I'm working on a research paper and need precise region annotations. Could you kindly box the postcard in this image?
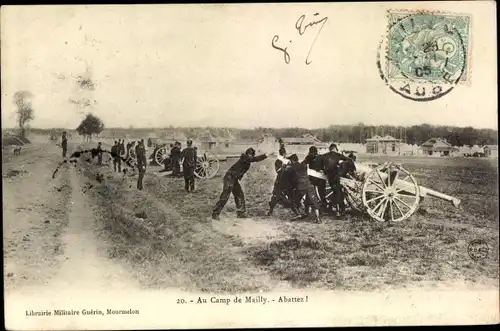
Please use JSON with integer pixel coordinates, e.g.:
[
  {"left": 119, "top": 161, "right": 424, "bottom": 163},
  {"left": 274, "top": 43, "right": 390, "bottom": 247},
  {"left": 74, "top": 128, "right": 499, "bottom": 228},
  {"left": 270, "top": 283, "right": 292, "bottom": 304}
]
[{"left": 2, "top": 2, "right": 498, "bottom": 329}]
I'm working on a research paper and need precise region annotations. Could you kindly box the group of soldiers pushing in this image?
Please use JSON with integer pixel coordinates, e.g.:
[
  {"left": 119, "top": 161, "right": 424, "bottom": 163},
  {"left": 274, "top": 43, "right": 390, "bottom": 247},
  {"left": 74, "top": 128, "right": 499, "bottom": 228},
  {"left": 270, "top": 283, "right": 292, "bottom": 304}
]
[
  {"left": 211, "top": 139, "right": 354, "bottom": 223},
  {"left": 267, "top": 142, "right": 353, "bottom": 223}
]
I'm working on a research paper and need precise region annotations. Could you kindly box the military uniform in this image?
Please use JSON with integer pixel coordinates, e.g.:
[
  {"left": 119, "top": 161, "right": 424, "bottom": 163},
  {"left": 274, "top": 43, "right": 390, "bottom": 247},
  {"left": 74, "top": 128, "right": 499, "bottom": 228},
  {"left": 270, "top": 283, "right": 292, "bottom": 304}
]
[
  {"left": 96, "top": 143, "right": 103, "bottom": 165},
  {"left": 268, "top": 160, "right": 299, "bottom": 216},
  {"left": 320, "top": 150, "right": 349, "bottom": 213},
  {"left": 212, "top": 150, "right": 267, "bottom": 219},
  {"left": 61, "top": 133, "right": 68, "bottom": 157},
  {"left": 181, "top": 144, "right": 197, "bottom": 192},
  {"left": 170, "top": 144, "right": 182, "bottom": 177},
  {"left": 111, "top": 142, "right": 121, "bottom": 172},
  {"left": 135, "top": 142, "right": 147, "bottom": 190},
  {"left": 289, "top": 161, "right": 322, "bottom": 211},
  {"left": 304, "top": 152, "right": 327, "bottom": 208}
]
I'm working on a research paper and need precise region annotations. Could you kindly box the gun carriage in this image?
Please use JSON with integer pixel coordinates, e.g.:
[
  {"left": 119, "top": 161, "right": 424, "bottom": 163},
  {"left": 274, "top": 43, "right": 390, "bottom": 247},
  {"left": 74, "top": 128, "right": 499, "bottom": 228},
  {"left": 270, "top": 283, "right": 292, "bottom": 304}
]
[
  {"left": 278, "top": 156, "right": 461, "bottom": 222},
  {"left": 125, "top": 140, "right": 220, "bottom": 179}
]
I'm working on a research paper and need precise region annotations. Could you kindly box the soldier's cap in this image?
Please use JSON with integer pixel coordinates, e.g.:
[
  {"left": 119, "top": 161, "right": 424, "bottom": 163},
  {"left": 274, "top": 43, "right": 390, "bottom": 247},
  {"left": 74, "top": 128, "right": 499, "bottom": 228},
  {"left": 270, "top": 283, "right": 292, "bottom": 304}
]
[
  {"left": 289, "top": 154, "right": 299, "bottom": 162},
  {"left": 329, "top": 143, "right": 337, "bottom": 150},
  {"left": 309, "top": 146, "right": 318, "bottom": 154},
  {"left": 245, "top": 147, "right": 256, "bottom": 155}
]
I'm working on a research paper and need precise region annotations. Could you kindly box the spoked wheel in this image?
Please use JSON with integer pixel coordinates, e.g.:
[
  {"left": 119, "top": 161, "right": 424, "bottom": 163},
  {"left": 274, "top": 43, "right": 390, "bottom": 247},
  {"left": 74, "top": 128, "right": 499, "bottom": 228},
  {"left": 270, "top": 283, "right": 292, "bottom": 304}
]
[
  {"left": 154, "top": 146, "right": 168, "bottom": 166},
  {"left": 128, "top": 143, "right": 137, "bottom": 163},
  {"left": 324, "top": 183, "right": 363, "bottom": 213},
  {"left": 342, "top": 180, "right": 365, "bottom": 213},
  {"left": 362, "top": 162, "right": 420, "bottom": 222},
  {"left": 194, "top": 151, "right": 220, "bottom": 179}
]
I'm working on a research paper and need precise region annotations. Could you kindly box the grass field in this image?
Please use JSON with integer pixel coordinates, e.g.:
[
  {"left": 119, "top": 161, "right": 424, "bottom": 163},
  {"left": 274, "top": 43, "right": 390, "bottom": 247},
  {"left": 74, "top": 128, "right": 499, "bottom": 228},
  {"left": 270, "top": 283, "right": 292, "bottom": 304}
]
[{"left": 73, "top": 143, "right": 499, "bottom": 294}]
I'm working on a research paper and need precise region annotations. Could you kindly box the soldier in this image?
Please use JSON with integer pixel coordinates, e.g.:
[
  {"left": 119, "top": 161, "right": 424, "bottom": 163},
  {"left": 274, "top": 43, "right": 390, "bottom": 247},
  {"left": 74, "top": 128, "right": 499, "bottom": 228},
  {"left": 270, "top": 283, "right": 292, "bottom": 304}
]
[
  {"left": 288, "top": 154, "right": 322, "bottom": 223},
  {"left": 267, "top": 147, "right": 299, "bottom": 216},
  {"left": 303, "top": 146, "right": 327, "bottom": 209},
  {"left": 119, "top": 139, "right": 126, "bottom": 157},
  {"left": 111, "top": 141, "right": 121, "bottom": 172},
  {"left": 61, "top": 131, "right": 68, "bottom": 157},
  {"left": 135, "top": 139, "right": 147, "bottom": 190},
  {"left": 212, "top": 147, "right": 270, "bottom": 220},
  {"left": 181, "top": 139, "right": 197, "bottom": 192},
  {"left": 126, "top": 141, "right": 133, "bottom": 160},
  {"left": 170, "top": 142, "right": 182, "bottom": 177},
  {"left": 96, "top": 142, "right": 103, "bottom": 165},
  {"left": 320, "top": 143, "right": 350, "bottom": 217}
]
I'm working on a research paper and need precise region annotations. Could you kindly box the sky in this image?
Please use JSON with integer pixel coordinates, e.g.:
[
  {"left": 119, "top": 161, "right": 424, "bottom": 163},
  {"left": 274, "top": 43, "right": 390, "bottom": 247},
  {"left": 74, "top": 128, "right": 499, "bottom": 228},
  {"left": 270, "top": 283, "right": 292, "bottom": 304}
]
[{"left": 1, "top": 2, "right": 497, "bottom": 130}]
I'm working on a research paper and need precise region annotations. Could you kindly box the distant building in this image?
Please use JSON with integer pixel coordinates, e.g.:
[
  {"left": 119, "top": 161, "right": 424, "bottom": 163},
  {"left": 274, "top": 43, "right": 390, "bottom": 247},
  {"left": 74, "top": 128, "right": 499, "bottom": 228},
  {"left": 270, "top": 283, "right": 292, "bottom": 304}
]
[
  {"left": 365, "top": 135, "right": 401, "bottom": 154},
  {"left": 198, "top": 131, "right": 217, "bottom": 150},
  {"left": 420, "top": 138, "right": 458, "bottom": 156},
  {"left": 483, "top": 145, "right": 498, "bottom": 158}
]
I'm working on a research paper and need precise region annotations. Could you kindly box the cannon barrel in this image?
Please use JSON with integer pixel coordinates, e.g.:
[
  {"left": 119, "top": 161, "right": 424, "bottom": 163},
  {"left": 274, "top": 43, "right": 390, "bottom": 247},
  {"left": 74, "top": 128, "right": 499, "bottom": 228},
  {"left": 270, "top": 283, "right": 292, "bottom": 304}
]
[{"left": 354, "top": 162, "right": 461, "bottom": 208}]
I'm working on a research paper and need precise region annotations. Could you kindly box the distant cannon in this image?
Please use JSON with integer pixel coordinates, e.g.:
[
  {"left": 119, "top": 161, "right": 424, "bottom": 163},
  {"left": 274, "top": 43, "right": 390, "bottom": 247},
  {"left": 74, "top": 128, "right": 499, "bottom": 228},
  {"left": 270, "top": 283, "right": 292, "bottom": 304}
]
[{"left": 151, "top": 145, "right": 220, "bottom": 179}]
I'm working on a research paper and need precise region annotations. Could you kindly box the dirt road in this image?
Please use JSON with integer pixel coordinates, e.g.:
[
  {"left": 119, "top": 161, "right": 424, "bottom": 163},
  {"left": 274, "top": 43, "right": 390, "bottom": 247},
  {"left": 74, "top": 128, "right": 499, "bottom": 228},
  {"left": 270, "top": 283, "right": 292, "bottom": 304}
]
[{"left": 3, "top": 142, "right": 137, "bottom": 297}]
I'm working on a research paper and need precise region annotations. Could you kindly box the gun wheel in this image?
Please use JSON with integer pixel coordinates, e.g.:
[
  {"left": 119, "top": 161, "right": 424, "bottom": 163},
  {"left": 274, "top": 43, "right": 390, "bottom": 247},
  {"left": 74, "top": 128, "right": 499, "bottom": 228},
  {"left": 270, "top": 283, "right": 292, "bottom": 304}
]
[
  {"left": 362, "top": 162, "right": 420, "bottom": 222},
  {"left": 128, "top": 143, "right": 137, "bottom": 162},
  {"left": 343, "top": 181, "right": 365, "bottom": 213},
  {"left": 154, "top": 146, "right": 168, "bottom": 166},
  {"left": 194, "top": 151, "right": 219, "bottom": 179}
]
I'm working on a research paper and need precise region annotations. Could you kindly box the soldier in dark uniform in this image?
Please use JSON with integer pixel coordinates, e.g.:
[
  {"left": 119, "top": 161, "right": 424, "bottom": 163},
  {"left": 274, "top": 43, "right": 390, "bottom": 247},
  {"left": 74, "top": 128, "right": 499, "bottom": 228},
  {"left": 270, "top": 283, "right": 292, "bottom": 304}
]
[
  {"left": 170, "top": 142, "right": 182, "bottom": 177},
  {"left": 288, "top": 154, "right": 321, "bottom": 223},
  {"left": 212, "top": 147, "right": 269, "bottom": 220},
  {"left": 303, "top": 146, "right": 327, "bottom": 209},
  {"left": 61, "top": 131, "right": 68, "bottom": 157},
  {"left": 96, "top": 142, "right": 103, "bottom": 165},
  {"left": 160, "top": 143, "right": 174, "bottom": 172},
  {"left": 181, "top": 139, "right": 197, "bottom": 192},
  {"left": 126, "top": 141, "right": 133, "bottom": 160},
  {"left": 135, "top": 139, "right": 147, "bottom": 190},
  {"left": 111, "top": 141, "right": 121, "bottom": 172},
  {"left": 320, "top": 143, "right": 350, "bottom": 217},
  {"left": 267, "top": 147, "right": 299, "bottom": 216},
  {"left": 278, "top": 138, "right": 285, "bottom": 151}
]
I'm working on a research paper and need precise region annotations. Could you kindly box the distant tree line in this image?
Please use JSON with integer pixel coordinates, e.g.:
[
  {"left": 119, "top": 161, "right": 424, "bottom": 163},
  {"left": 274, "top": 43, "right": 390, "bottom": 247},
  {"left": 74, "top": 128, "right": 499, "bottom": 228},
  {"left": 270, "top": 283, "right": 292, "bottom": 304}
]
[
  {"left": 237, "top": 124, "right": 498, "bottom": 147},
  {"left": 26, "top": 123, "right": 498, "bottom": 147}
]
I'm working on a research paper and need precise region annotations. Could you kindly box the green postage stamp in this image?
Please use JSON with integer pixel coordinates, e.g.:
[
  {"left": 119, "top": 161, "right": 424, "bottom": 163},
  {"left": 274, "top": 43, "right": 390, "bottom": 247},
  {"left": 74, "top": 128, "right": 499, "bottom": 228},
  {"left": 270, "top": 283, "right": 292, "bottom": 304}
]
[{"left": 378, "top": 10, "right": 472, "bottom": 101}]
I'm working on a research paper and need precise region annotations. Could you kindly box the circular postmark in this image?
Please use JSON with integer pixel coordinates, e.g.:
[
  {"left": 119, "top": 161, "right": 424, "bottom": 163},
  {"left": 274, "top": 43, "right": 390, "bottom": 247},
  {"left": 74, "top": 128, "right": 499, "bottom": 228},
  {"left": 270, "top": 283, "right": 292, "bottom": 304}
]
[
  {"left": 468, "top": 239, "right": 489, "bottom": 261},
  {"left": 377, "top": 11, "right": 470, "bottom": 101}
]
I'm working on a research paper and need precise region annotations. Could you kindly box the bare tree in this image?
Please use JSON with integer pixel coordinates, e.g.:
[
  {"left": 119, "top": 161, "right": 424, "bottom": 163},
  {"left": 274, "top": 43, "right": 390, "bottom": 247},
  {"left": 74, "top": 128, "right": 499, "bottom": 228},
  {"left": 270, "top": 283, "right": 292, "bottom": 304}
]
[{"left": 13, "top": 91, "right": 35, "bottom": 137}]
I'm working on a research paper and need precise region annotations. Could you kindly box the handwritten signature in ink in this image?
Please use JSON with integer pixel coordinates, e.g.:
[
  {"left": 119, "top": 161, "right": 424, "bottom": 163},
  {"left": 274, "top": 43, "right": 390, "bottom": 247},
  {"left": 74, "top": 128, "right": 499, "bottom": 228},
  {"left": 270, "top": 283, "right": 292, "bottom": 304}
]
[
  {"left": 271, "top": 13, "right": 328, "bottom": 65},
  {"left": 271, "top": 35, "right": 291, "bottom": 64}
]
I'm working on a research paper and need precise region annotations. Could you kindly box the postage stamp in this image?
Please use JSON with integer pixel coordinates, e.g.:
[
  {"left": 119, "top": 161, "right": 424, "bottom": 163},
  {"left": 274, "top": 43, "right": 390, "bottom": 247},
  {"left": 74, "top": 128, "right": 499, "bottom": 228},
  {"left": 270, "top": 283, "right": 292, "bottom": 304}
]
[{"left": 377, "top": 10, "right": 472, "bottom": 101}]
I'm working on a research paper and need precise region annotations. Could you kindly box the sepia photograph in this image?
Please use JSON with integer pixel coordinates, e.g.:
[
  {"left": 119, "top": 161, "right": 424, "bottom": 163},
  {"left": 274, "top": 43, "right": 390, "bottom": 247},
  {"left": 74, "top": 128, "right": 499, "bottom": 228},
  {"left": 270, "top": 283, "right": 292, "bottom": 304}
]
[{"left": 2, "top": 2, "right": 498, "bottom": 329}]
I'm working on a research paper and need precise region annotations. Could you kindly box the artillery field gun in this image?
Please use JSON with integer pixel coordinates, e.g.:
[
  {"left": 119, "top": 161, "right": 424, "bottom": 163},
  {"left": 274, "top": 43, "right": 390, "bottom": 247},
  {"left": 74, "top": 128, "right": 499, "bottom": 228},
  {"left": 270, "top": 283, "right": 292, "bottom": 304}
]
[
  {"left": 125, "top": 140, "right": 220, "bottom": 179},
  {"left": 278, "top": 155, "right": 461, "bottom": 222}
]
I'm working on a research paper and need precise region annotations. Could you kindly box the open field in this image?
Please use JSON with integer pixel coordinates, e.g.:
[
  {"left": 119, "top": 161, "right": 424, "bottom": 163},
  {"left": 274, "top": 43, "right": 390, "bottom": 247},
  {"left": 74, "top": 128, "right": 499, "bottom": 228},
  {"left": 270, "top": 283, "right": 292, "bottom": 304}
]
[{"left": 3, "top": 138, "right": 498, "bottom": 297}]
